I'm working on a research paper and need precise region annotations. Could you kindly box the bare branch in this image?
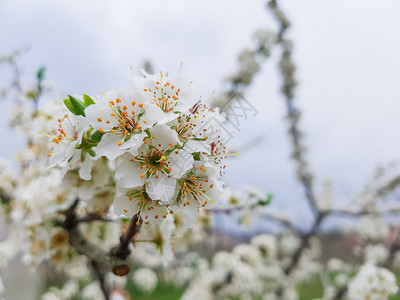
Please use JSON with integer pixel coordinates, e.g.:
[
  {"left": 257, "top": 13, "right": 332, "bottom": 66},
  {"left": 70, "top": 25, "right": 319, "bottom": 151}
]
[
  {"left": 109, "top": 214, "right": 142, "bottom": 260},
  {"left": 63, "top": 199, "right": 143, "bottom": 300}
]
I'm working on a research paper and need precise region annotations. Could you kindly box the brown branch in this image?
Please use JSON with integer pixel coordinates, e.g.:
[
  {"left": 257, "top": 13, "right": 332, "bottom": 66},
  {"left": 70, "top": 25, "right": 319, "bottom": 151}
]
[
  {"left": 265, "top": 1, "right": 400, "bottom": 298},
  {"left": 328, "top": 207, "right": 400, "bottom": 217},
  {"left": 63, "top": 199, "right": 142, "bottom": 300},
  {"left": 75, "top": 214, "right": 113, "bottom": 224},
  {"left": 333, "top": 286, "right": 348, "bottom": 300},
  {"left": 267, "top": 2, "right": 324, "bottom": 295},
  {"left": 63, "top": 199, "right": 111, "bottom": 300},
  {"left": 284, "top": 212, "right": 327, "bottom": 275},
  {"left": 269, "top": 0, "right": 319, "bottom": 215},
  {"left": 109, "top": 214, "right": 142, "bottom": 260}
]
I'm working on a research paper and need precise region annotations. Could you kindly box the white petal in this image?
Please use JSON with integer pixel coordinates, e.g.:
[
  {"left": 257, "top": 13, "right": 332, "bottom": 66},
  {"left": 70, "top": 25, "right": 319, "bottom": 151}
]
[
  {"left": 85, "top": 102, "right": 116, "bottom": 130},
  {"left": 49, "top": 144, "right": 68, "bottom": 167},
  {"left": 75, "top": 115, "right": 90, "bottom": 142},
  {"left": 146, "top": 173, "right": 177, "bottom": 203},
  {"left": 157, "top": 111, "right": 179, "bottom": 125},
  {"left": 160, "top": 215, "right": 175, "bottom": 265},
  {"left": 181, "top": 202, "right": 199, "bottom": 228},
  {"left": 172, "top": 78, "right": 200, "bottom": 111},
  {"left": 121, "top": 132, "right": 146, "bottom": 153},
  {"left": 65, "top": 141, "right": 78, "bottom": 163},
  {"left": 168, "top": 149, "right": 194, "bottom": 178},
  {"left": 149, "top": 125, "right": 179, "bottom": 149},
  {"left": 143, "top": 102, "right": 167, "bottom": 126},
  {"left": 183, "top": 139, "right": 211, "bottom": 154},
  {"left": 95, "top": 133, "right": 125, "bottom": 160},
  {"left": 115, "top": 161, "right": 146, "bottom": 188},
  {"left": 79, "top": 157, "right": 95, "bottom": 180},
  {"left": 113, "top": 193, "right": 140, "bottom": 218}
]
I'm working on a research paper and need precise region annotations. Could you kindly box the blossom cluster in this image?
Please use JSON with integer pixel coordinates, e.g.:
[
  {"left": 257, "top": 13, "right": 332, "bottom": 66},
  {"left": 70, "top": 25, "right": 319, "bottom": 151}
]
[
  {"left": 1, "top": 46, "right": 400, "bottom": 300},
  {"left": 348, "top": 264, "right": 398, "bottom": 299},
  {"left": 46, "top": 71, "right": 229, "bottom": 227}
]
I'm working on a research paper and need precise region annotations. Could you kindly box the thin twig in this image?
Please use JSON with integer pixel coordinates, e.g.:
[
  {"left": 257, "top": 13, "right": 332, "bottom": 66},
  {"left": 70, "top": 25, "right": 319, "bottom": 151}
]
[
  {"left": 63, "top": 199, "right": 111, "bottom": 300},
  {"left": 109, "top": 214, "right": 142, "bottom": 260},
  {"left": 63, "top": 200, "right": 143, "bottom": 299}
]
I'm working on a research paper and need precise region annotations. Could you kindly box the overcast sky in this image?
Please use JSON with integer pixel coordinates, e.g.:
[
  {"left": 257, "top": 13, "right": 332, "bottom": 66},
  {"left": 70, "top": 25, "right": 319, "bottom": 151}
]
[{"left": 1, "top": 0, "right": 400, "bottom": 229}]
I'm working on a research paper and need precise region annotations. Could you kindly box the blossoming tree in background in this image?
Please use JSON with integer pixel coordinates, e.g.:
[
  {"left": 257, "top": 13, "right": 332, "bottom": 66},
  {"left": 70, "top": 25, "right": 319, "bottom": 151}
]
[{"left": 0, "top": 1, "right": 400, "bottom": 300}]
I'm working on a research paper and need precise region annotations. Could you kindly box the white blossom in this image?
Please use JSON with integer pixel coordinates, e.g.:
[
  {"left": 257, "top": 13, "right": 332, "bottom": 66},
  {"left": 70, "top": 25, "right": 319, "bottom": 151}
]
[
  {"left": 134, "top": 71, "right": 200, "bottom": 124},
  {"left": 251, "top": 234, "right": 278, "bottom": 260},
  {"left": 80, "top": 282, "right": 105, "bottom": 300},
  {"left": 348, "top": 264, "right": 398, "bottom": 300},
  {"left": 132, "top": 268, "right": 158, "bottom": 293},
  {"left": 364, "top": 244, "right": 389, "bottom": 264}
]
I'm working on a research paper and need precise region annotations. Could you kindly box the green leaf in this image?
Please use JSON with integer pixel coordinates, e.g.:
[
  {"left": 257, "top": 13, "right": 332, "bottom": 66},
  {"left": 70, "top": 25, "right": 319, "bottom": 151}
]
[
  {"left": 257, "top": 193, "right": 273, "bottom": 206},
  {"left": 176, "top": 189, "right": 183, "bottom": 203},
  {"left": 88, "top": 149, "right": 96, "bottom": 157},
  {"left": 81, "top": 150, "right": 86, "bottom": 162},
  {"left": 64, "top": 95, "right": 86, "bottom": 116},
  {"left": 37, "top": 67, "right": 46, "bottom": 81},
  {"left": 63, "top": 97, "right": 74, "bottom": 115},
  {"left": 144, "top": 129, "right": 152, "bottom": 138},
  {"left": 83, "top": 94, "right": 95, "bottom": 107},
  {"left": 192, "top": 152, "right": 201, "bottom": 161},
  {"left": 91, "top": 130, "right": 104, "bottom": 143}
]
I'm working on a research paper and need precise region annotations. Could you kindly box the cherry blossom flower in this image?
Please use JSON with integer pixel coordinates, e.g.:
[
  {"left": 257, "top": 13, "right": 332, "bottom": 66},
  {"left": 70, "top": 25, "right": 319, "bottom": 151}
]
[
  {"left": 169, "top": 103, "right": 226, "bottom": 154},
  {"left": 115, "top": 125, "right": 193, "bottom": 203},
  {"left": 85, "top": 86, "right": 163, "bottom": 160},
  {"left": 176, "top": 161, "right": 223, "bottom": 227},
  {"left": 113, "top": 186, "right": 172, "bottom": 223},
  {"left": 47, "top": 113, "right": 93, "bottom": 179},
  {"left": 134, "top": 71, "right": 200, "bottom": 124}
]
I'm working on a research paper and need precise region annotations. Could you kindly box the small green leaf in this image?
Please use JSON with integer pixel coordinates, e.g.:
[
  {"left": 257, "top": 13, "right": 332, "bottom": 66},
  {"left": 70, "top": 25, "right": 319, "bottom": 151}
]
[
  {"left": 258, "top": 193, "right": 273, "bottom": 206},
  {"left": 37, "top": 67, "right": 46, "bottom": 81},
  {"left": 66, "top": 95, "right": 86, "bottom": 116},
  {"left": 88, "top": 149, "right": 96, "bottom": 157},
  {"left": 63, "top": 97, "right": 74, "bottom": 114},
  {"left": 91, "top": 130, "right": 104, "bottom": 143},
  {"left": 144, "top": 129, "right": 151, "bottom": 138},
  {"left": 176, "top": 189, "right": 183, "bottom": 203},
  {"left": 83, "top": 94, "right": 95, "bottom": 107},
  {"left": 81, "top": 150, "right": 86, "bottom": 162},
  {"left": 192, "top": 152, "right": 201, "bottom": 161}
]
